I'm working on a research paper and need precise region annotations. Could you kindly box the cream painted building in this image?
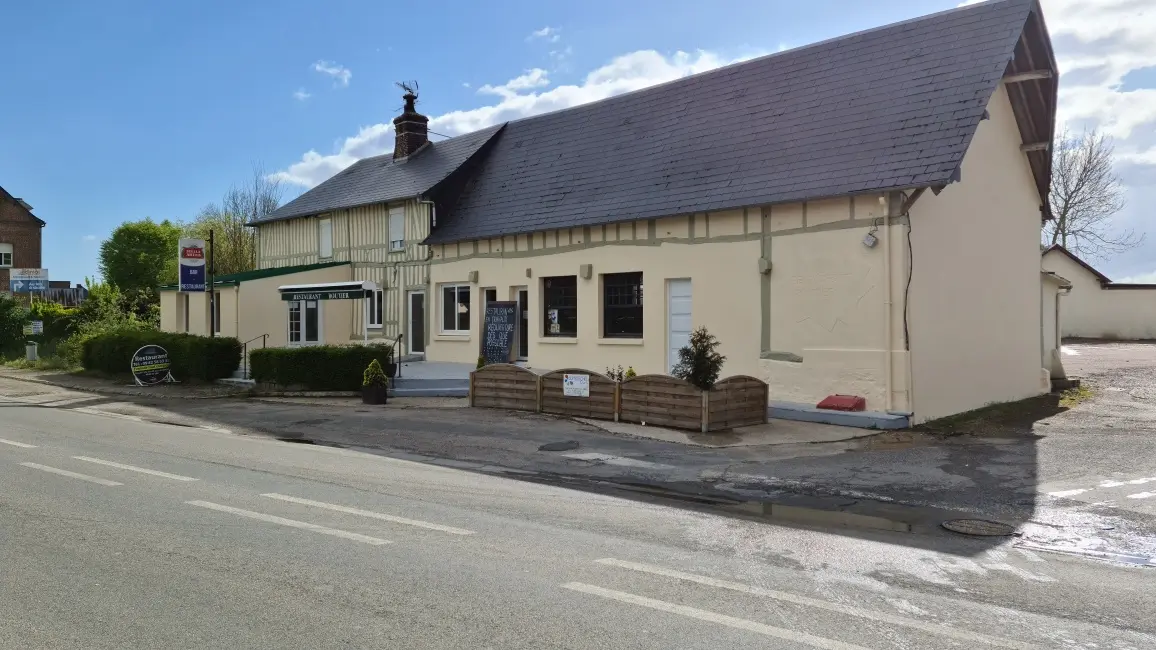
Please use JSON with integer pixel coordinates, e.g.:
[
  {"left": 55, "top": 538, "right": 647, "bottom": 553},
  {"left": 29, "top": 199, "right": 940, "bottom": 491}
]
[
  {"left": 161, "top": 0, "right": 1061, "bottom": 424},
  {"left": 1042, "top": 245, "right": 1156, "bottom": 340}
]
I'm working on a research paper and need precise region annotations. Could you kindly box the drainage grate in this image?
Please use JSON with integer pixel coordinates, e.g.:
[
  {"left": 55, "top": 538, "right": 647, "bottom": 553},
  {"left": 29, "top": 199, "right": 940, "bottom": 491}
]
[{"left": 941, "top": 519, "right": 1016, "bottom": 537}]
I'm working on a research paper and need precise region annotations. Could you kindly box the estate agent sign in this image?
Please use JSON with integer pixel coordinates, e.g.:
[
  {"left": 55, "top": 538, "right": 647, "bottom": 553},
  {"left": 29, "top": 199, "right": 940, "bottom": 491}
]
[{"left": 131, "top": 345, "right": 174, "bottom": 386}]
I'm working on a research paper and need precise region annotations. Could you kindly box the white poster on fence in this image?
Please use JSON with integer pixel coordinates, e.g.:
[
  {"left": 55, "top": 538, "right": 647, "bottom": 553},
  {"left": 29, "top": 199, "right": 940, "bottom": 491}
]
[{"left": 562, "top": 373, "right": 590, "bottom": 397}]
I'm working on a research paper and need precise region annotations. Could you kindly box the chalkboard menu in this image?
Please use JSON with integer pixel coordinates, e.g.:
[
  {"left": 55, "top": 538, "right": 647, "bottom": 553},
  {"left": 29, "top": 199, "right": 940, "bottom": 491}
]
[{"left": 482, "top": 301, "right": 518, "bottom": 364}]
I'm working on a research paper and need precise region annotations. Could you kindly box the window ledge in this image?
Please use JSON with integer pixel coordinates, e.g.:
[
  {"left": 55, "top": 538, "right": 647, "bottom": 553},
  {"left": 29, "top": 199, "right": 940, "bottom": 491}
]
[
  {"left": 434, "top": 334, "right": 471, "bottom": 342},
  {"left": 597, "top": 338, "right": 644, "bottom": 346},
  {"left": 539, "top": 337, "right": 579, "bottom": 344}
]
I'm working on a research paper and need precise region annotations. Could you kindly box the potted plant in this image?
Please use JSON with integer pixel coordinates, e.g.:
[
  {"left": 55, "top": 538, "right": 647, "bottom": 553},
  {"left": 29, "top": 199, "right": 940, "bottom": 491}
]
[
  {"left": 671, "top": 326, "right": 726, "bottom": 390},
  {"left": 362, "top": 358, "right": 389, "bottom": 405}
]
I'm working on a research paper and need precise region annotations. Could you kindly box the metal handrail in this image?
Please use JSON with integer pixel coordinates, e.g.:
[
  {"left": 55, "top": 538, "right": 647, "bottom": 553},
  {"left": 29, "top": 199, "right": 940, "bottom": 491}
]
[
  {"left": 390, "top": 332, "right": 403, "bottom": 379},
  {"left": 241, "top": 334, "right": 268, "bottom": 380}
]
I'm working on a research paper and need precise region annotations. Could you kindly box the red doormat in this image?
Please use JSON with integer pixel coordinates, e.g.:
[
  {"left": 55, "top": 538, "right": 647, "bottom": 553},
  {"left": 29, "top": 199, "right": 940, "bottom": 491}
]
[{"left": 816, "top": 394, "right": 866, "bottom": 411}]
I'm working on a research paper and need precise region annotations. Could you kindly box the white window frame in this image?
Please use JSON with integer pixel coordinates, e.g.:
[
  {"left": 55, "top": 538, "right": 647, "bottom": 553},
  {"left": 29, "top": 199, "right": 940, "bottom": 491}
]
[
  {"left": 287, "top": 299, "right": 324, "bottom": 346},
  {"left": 388, "top": 206, "right": 405, "bottom": 252},
  {"left": 318, "top": 218, "right": 333, "bottom": 259},
  {"left": 0, "top": 243, "right": 12, "bottom": 268},
  {"left": 367, "top": 289, "right": 383, "bottom": 329},
  {"left": 440, "top": 284, "right": 471, "bottom": 335}
]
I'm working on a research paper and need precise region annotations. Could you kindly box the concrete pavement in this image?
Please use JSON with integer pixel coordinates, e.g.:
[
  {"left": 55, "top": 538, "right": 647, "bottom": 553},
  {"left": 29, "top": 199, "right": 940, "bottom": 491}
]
[{"left": 2, "top": 392, "right": 1156, "bottom": 648}]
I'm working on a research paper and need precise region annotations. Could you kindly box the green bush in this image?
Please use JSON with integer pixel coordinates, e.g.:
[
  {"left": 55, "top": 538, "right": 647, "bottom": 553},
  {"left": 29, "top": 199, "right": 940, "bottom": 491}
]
[
  {"left": 250, "top": 344, "right": 394, "bottom": 391},
  {"left": 671, "top": 326, "right": 726, "bottom": 390},
  {"left": 81, "top": 329, "right": 241, "bottom": 381},
  {"left": 363, "top": 359, "right": 388, "bottom": 388}
]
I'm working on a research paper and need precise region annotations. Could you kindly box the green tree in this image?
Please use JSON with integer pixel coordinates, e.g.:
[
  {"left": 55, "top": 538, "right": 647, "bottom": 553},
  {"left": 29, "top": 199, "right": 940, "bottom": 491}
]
[
  {"left": 0, "top": 294, "right": 30, "bottom": 358},
  {"left": 99, "top": 218, "right": 182, "bottom": 293}
]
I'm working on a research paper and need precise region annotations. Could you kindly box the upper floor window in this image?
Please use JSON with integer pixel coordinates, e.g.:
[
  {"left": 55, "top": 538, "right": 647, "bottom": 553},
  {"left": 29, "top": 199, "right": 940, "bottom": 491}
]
[
  {"left": 543, "top": 276, "right": 577, "bottom": 337},
  {"left": 0, "top": 243, "right": 11, "bottom": 267},
  {"left": 388, "top": 206, "right": 405, "bottom": 252},
  {"left": 603, "top": 272, "right": 643, "bottom": 338},
  {"left": 318, "top": 218, "right": 333, "bottom": 259}
]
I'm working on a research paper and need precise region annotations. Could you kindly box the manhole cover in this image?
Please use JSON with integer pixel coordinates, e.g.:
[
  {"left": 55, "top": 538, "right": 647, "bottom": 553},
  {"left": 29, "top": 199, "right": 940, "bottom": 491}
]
[
  {"left": 941, "top": 519, "right": 1016, "bottom": 537},
  {"left": 539, "top": 440, "right": 580, "bottom": 452}
]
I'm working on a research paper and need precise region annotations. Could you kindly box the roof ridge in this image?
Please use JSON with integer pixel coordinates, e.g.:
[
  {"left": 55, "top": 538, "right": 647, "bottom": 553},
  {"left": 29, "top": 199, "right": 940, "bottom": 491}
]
[{"left": 492, "top": 0, "right": 1032, "bottom": 131}]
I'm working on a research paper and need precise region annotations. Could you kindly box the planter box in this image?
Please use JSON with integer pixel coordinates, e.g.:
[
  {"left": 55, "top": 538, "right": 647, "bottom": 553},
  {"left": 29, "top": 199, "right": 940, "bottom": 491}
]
[
  {"left": 362, "top": 385, "right": 388, "bottom": 405},
  {"left": 468, "top": 366, "right": 768, "bottom": 432}
]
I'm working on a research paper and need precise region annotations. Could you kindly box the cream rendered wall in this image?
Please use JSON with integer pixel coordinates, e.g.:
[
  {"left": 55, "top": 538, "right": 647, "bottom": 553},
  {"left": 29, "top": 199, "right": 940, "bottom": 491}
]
[
  {"left": 160, "top": 291, "right": 178, "bottom": 332},
  {"left": 759, "top": 196, "right": 909, "bottom": 411},
  {"left": 255, "top": 199, "right": 432, "bottom": 345},
  {"left": 907, "top": 84, "right": 1045, "bottom": 423},
  {"left": 1042, "top": 250, "right": 1156, "bottom": 340},
  {"left": 236, "top": 265, "right": 352, "bottom": 349},
  {"left": 1040, "top": 274, "right": 1066, "bottom": 379},
  {"left": 426, "top": 210, "right": 762, "bottom": 377}
]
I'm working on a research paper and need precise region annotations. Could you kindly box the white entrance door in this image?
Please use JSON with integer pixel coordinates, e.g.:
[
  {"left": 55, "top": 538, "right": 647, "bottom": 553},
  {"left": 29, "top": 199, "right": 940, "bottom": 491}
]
[
  {"left": 667, "top": 279, "right": 692, "bottom": 373},
  {"left": 288, "top": 300, "right": 323, "bottom": 346}
]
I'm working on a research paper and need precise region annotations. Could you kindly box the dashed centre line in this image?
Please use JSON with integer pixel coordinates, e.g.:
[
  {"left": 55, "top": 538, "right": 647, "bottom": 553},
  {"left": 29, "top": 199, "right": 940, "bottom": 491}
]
[
  {"left": 186, "top": 500, "right": 391, "bottom": 545},
  {"left": 72, "top": 456, "right": 199, "bottom": 482},
  {"left": 593, "top": 558, "right": 1046, "bottom": 649},
  {"left": 1127, "top": 492, "right": 1156, "bottom": 500},
  {"left": 562, "top": 582, "right": 872, "bottom": 650},
  {"left": 19, "top": 462, "right": 123, "bottom": 486},
  {"left": 262, "top": 493, "right": 475, "bottom": 535},
  {"left": 0, "top": 438, "right": 37, "bottom": 448}
]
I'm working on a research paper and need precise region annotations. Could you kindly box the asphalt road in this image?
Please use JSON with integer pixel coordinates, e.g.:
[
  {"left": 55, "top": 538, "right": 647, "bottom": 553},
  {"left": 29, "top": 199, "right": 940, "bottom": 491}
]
[{"left": 2, "top": 399, "right": 1154, "bottom": 649}]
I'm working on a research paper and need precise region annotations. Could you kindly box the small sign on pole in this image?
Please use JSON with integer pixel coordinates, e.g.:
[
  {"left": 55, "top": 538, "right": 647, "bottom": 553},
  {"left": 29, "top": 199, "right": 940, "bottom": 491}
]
[
  {"left": 563, "top": 373, "right": 590, "bottom": 397},
  {"left": 130, "top": 345, "right": 176, "bottom": 386},
  {"left": 22, "top": 325, "right": 33, "bottom": 336},
  {"left": 30, "top": 320, "right": 43, "bottom": 334},
  {"left": 178, "top": 238, "right": 207, "bottom": 292}
]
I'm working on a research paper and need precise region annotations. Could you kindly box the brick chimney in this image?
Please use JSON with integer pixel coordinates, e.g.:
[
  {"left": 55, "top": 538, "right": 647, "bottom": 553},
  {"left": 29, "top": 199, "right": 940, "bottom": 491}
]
[{"left": 393, "top": 90, "right": 429, "bottom": 159}]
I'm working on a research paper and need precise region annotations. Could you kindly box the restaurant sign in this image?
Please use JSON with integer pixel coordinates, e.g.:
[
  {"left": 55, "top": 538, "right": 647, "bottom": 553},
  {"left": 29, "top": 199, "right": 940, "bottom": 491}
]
[{"left": 280, "top": 289, "right": 365, "bottom": 301}]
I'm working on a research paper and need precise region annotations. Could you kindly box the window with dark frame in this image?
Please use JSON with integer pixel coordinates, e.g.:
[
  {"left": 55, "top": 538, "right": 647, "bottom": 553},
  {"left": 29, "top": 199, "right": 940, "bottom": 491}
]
[
  {"left": 441, "top": 284, "right": 470, "bottom": 334},
  {"left": 603, "top": 272, "right": 643, "bottom": 338},
  {"left": 542, "top": 276, "right": 578, "bottom": 338}
]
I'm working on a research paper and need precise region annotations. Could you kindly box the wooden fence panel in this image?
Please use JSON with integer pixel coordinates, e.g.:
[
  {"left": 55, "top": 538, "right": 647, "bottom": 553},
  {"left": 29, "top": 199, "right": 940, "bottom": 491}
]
[
  {"left": 707, "top": 375, "right": 768, "bottom": 430},
  {"left": 619, "top": 374, "right": 703, "bottom": 430},
  {"left": 470, "top": 364, "right": 538, "bottom": 412},
  {"left": 540, "top": 369, "right": 618, "bottom": 420}
]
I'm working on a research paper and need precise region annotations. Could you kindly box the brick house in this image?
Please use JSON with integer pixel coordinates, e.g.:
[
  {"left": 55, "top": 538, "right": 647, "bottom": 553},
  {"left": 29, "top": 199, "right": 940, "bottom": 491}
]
[{"left": 0, "top": 185, "right": 45, "bottom": 294}]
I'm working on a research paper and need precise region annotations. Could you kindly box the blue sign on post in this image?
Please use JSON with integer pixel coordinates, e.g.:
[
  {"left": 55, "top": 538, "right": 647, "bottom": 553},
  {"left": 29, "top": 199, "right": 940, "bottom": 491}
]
[
  {"left": 9, "top": 268, "right": 49, "bottom": 293},
  {"left": 178, "top": 238, "right": 207, "bottom": 292}
]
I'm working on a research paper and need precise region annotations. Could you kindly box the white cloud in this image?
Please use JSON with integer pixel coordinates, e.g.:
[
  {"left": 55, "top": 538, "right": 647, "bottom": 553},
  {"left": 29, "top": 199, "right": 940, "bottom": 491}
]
[
  {"left": 528, "top": 26, "right": 560, "bottom": 42},
  {"left": 312, "top": 60, "right": 352, "bottom": 87},
  {"left": 462, "top": 82, "right": 471, "bottom": 88},
  {"left": 82, "top": 234, "right": 96, "bottom": 242},
  {"left": 293, "top": 88, "right": 312, "bottom": 101},
  {"left": 478, "top": 68, "right": 550, "bottom": 97},
  {"left": 1116, "top": 270, "right": 1156, "bottom": 283},
  {"left": 271, "top": 48, "right": 760, "bottom": 188}
]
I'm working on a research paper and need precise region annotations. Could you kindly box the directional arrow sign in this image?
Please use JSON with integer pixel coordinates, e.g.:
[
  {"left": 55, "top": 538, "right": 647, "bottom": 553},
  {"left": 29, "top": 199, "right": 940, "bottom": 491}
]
[{"left": 12, "top": 280, "right": 23, "bottom": 292}]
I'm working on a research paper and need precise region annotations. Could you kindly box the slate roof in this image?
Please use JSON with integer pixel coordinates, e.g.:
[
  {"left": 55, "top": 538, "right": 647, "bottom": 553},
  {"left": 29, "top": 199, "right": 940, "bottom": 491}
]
[
  {"left": 254, "top": 125, "right": 503, "bottom": 224},
  {"left": 427, "top": 0, "right": 1045, "bottom": 244}
]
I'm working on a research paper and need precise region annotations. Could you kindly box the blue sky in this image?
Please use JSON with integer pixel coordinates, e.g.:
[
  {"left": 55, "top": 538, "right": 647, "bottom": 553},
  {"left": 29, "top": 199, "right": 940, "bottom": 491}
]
[{"left": 1, "top": 0, "right": 1152, "bottom": 285}]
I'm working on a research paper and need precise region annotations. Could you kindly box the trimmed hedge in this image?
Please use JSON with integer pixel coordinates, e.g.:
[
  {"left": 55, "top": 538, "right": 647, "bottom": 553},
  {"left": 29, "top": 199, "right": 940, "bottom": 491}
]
[
  {"left": 81, "top": 329, "right": 241, "bottom": 381},
  {"left": 249, "top": 344, "right": 394, "bottom": 391}
]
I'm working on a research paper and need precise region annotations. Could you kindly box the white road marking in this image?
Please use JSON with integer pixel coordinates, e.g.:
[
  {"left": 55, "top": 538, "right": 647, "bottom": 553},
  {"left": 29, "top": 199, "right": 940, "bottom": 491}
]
[
  {"left": 1014, "top": 548, "right": 1046, "bottom": 563},
  {"left": 1126, "top": 492, "right": 1156, "bottom": 500},
  {"left": 1100, "top": 477, "right": 1156, "bottom": 488},
  {"left": 185, "top": 500, "right": 390, "bottom": 545},
  {"left": 562, "top": 582, "right": 872, "bottom": 650},
  {"left": 981, "top": 562, "right": 1056, "bottom": 583},
  {"left": 19, "top": 462, "right": 123, "bottom": 486},
  {"left": 261, "top": 493, "right": 475, "bottom": 535},
  {"left": 0, "top": 438, "right": 37, "bottom": 448},
  {"left": 1047, "top": 489, "right": 1089, "bottom": 498},
  {"left": 560, "top": 452, "right": 674, "bottom": 469},
  {"left": 594, "top": 558, "right": 1045, "bottom": 650},
  {"left": 72, "top": 456, "right": 199, "bottom": 482}
]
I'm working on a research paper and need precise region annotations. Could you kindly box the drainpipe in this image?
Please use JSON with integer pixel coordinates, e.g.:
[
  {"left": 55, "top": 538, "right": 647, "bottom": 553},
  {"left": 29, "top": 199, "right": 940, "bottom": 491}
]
[{"left": 883, "top": 196, "right": 893, "bottom": 412}]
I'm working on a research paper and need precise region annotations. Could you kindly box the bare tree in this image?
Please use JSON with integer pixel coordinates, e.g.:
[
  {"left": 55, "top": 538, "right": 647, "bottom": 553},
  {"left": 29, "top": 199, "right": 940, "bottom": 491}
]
[
  {"left": 1045, "top": 128, "right": 1140, "bottom": 261},
  {"left": 186, "top": 164, "right": 283, "bottom": 275}
]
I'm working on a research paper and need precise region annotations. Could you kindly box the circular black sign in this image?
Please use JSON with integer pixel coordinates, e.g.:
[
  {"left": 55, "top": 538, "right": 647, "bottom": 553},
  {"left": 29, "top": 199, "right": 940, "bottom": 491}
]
[{"left": 131, "top": 345, "right": 172, "bottom": 386}]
